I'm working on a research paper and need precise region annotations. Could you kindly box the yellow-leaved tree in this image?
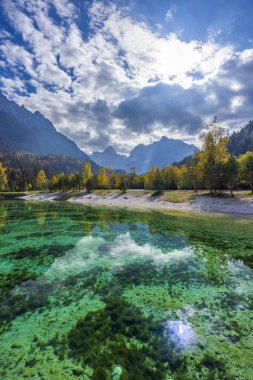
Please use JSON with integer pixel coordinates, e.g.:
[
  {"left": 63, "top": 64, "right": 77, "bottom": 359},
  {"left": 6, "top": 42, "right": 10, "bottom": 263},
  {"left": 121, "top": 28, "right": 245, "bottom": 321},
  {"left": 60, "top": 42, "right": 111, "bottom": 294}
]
[
  {"left": 50, "top": 175, "right": 58, "bottom": 190},
  {"left": 238, "top": 151, "right": 253, "bottom": 193},
  {"left": 97, "top": 166, "right": 108, "bottom": 189},
  {"left": 0, "top": 162, "right": 8, "bottom": 191},
  {"left": 201, "top": 118, "right": 229, "bottom": 193},
  {"left": 83, "top": 161, "right": 93, "bottom": 192},
  {"left": 36, "top": 170, "right": 48, "bottom": 190}
]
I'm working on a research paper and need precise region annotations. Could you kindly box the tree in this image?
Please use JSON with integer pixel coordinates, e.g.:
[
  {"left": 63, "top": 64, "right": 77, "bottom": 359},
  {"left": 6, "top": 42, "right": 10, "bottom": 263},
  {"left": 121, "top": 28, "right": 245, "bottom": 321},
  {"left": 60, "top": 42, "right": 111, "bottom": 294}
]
[
  {"left": 165, "top": 165, "right": 178, "bottom": 190},
  {"left": 57, "top": 171, "right": 65, "bottom": 191},
  {"left": 107, "top": 165, "right": 113, "bottom": 190},
  {"left": 72, "top": 172, "right": 82, "bottom": 192},
  {"left": 50, "top": 175, "right": 58, "bottom": 190},
  {"left": 244, "top": 152, "right": 253, "bottom": 193},
  {"left": 238, "top": 152, "right": 253, "bottom": 193},
  {"left": 0, "top": 162, "right": 8, "bottom": 191},
  {"left": 83, "top": 161, "right": 93, "bottom": 191},
  {"left": 36, "top": 170, "right": 48, "bottom": 190},
  {"left": 97, "top": 167, "right": 108, "bottom": 189},
  {"left": 201, "top": 118, "right": 229, "bottom": 193},
  {"left": 189, "top": 149, "right": 202, "bottom": 192},
  {"left": 128, "top": 167, "right": 137, "bottom": 189},
  {"left": 111, "top": 172, "right": 121, "bottom": 189},
  {"left": 225, "top": 155, "right": 237, "bottom": 196},
  {"left": 153, "top": 170, "right": 166, "bottom": 191},
  {"left": 145, "top": 165, "right": 157, "bottom": 189},
  {"left": 119, "top": 177, "right": 128, "bottom": 193}
]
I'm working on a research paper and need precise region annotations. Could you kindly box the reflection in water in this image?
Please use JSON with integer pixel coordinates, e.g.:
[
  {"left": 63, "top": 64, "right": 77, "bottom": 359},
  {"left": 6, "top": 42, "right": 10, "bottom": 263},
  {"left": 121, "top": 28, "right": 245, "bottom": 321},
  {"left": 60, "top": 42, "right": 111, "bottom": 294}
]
[{"left": 0, "top": 201, "right": 253, "bottom": 380}]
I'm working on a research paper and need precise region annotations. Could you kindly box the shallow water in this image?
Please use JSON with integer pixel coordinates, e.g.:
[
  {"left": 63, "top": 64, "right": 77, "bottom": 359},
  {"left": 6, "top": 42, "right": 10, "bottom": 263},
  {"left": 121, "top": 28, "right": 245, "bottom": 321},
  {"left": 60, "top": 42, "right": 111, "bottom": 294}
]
[{"left": 0, "top": 200, "right": 253, "bottom": 379}]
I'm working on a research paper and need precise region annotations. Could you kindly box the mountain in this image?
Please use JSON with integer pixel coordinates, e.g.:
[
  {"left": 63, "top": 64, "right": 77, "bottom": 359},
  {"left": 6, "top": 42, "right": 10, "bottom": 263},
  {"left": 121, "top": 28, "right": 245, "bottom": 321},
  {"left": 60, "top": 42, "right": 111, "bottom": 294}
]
[
  {"left": 90, "top": 136, "right": 196, "bottom": 173},
  {"left": 228, "top": 121, "right": 253, "bottom": 156},
  {"left": 90, "top": 146, "right": 127, "bottom": 169},
  {"left": 0, "top": 92, "right": 97, "bottom": 170}
]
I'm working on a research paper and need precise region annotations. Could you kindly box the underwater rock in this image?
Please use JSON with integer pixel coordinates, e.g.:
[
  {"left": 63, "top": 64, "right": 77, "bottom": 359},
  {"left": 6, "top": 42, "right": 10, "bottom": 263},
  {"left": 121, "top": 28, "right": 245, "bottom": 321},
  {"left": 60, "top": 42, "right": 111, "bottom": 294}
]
[
  {"left": 112, "top": 364, "right": 122, "bottom": 380},
  {"left": 164, "top": 320, "right": 195, "bottom": 351}
]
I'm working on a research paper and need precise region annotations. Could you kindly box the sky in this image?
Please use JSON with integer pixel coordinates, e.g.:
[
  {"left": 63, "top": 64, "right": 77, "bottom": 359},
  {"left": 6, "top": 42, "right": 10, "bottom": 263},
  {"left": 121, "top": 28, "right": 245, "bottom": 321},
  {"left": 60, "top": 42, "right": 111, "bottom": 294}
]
[{"left": 1, "top": 0, "right": 253, "bottom": 154}]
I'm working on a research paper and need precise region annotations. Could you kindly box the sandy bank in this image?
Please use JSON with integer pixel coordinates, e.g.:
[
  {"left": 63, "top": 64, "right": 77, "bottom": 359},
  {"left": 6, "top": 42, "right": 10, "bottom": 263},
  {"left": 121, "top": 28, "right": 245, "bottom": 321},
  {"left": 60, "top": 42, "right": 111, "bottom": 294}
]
[{"left": 21, "top": 190, "right": 253, "bottom": 219}]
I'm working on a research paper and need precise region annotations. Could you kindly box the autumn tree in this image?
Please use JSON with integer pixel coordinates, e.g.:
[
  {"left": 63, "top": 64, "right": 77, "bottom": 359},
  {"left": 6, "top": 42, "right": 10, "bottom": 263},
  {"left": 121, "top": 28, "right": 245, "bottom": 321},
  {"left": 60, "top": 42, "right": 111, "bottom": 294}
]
[
  {"left": 201, "top": 118, "right": 229, "bottom": 193},
  {"left": 165, "top": 165, "right": 178, "bottom": 190},
  {"left": 189, "top": 149, "right": 202, "bottom": 192},
  {"left": 97, "top": 166, "right": 108, "bottom": 189},
  {"left": 83, "top": 161, "right": 93, "bottom": 191},
  {"left": 144, "top": 165, "right": 157, "bottom": 189},
  {"left": 0, "top": 162, "right": 8, "bottom": 191},
  {"left": 36, "top": 170, "right": 48, "bottom": 190},
  {"left": 50, "top": 175, "right": 58, "bottom": 190},
  {"left": 238, "top": 152, "right": 253, "bottom": 193},
  {"left": 107, "top": 165, "right": 113, "bottom": 190},
  {"left": 57, "top": 171, "right": 65, "bottom": 191},
  {"left": 109, "top": 172, "right": 121, "bottom": 189},
  {"left": 72, "top": 172, "right": 82, "bottom": 192},
  {"left": 153, "top": 170, "right": 166, "bottom": 192},
  {"left": 225, "top": 155, "right": 237, "bottom": 196}
]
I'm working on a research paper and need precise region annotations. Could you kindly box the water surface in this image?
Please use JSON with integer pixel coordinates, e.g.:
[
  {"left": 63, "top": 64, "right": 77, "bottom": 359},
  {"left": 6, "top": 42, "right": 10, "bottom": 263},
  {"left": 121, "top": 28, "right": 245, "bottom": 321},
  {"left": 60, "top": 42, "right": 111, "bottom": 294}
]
[{"left": 0, "top": 200, "right": 253, "bottom": 379}]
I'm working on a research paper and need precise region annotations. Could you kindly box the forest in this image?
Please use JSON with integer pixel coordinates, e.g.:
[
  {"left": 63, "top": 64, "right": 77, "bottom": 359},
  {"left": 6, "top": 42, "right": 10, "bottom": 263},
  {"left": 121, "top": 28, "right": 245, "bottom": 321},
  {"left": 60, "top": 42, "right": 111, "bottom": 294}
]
[{"left": 1, "top": 122, "right": 253, "bottom": 194}]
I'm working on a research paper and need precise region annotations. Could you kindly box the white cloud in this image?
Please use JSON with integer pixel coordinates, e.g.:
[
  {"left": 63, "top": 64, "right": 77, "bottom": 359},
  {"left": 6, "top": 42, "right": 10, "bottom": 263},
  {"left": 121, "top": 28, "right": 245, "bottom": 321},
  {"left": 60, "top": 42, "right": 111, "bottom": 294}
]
[
  {"left": 230, "top": 96, "right": 244, "bottom": 113},
  {"left": 165, "top": 7, "right": 176, "bottom": 21}
]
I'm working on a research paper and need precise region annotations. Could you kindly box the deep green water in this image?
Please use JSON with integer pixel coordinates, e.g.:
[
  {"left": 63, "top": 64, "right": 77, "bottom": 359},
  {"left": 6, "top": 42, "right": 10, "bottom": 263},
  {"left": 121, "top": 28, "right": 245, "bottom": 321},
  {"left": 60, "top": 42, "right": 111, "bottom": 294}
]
[{"left": 0, "top": 201, "right": 253, "bottom": 380}]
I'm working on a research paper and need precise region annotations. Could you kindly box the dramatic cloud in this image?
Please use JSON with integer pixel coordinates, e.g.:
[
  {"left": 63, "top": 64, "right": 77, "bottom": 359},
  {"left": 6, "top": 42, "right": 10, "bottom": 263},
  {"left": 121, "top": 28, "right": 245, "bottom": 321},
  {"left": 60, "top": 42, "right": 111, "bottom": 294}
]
[
  {"left": 0, "top": 0, "right": 253, "bottom": 152},
  {"left": 114, "top": 83, "right": 204, "bottom": 135}
]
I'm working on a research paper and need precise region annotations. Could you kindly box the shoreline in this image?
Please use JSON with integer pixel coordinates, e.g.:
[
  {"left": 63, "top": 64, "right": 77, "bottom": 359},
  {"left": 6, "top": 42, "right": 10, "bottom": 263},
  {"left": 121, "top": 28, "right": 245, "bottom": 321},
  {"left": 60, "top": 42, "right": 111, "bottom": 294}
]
[{"left": 18, "top": 190, "right": 253, "bottom": 220}]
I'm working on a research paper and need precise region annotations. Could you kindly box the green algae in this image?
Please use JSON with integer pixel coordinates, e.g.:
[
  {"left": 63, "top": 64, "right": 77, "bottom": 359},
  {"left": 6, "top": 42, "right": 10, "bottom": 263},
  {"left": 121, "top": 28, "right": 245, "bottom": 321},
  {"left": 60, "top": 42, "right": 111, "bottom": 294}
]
[{"left": 0, "top": 200, "right": 253, "bottom": 379}]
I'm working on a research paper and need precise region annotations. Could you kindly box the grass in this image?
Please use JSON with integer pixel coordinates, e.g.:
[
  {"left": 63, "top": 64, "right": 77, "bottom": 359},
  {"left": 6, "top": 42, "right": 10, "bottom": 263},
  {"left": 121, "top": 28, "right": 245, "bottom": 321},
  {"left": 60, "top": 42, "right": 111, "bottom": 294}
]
[
  {"left": 162, "top": 190, "right": 207, "bottom": 203},
  {"left": 128, "top": 190, "right": 151, "bottom": 197}
]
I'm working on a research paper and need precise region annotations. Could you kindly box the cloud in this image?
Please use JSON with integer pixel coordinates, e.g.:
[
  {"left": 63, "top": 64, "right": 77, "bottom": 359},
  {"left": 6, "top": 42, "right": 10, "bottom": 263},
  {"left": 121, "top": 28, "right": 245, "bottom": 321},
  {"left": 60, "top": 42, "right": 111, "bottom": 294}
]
[
  {"left": 165, "top": 6, "right": 176, "bottom": 21},
  {"left": 114, "top": 83, "right": 204, "bottom": 135}
]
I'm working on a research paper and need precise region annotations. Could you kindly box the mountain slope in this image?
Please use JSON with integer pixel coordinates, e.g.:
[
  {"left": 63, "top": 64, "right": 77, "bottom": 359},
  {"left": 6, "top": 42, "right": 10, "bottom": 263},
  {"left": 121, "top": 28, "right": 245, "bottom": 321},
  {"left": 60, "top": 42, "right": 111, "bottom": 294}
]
[
  {"left": 90, "top": 137, "right": 196, "bottom": 173},
  {"left": 228, "top": 121, "right": 253, "bottom": 155},
  {"left": 0, "top": 92, "right": 97, "bottom": 169},
  {"left": 90, "top": 146, "right": 127, "bottom": 169}
]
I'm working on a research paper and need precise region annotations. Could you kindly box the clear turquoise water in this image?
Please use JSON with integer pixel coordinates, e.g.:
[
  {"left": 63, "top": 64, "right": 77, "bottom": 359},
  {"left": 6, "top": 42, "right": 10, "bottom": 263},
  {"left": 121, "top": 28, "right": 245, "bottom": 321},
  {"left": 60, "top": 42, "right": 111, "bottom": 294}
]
[{"left": 0, "top": 200, "right": 253, "bottom": 379}]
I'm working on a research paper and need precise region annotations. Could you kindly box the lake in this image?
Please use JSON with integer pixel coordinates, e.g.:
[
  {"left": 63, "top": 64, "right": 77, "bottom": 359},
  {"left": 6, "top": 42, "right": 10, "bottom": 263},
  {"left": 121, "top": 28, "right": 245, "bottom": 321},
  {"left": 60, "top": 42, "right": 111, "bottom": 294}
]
[{"left": 0, "top": 200, "right": 253, "bottom": 379}]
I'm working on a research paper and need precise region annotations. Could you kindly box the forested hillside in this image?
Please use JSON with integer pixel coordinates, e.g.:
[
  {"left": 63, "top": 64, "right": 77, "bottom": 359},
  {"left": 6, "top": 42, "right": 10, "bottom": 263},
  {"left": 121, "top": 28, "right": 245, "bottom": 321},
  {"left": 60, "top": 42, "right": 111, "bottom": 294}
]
[
  {"left": 228, "top": 121, "right": 253, "bottom": 155},
  {"left": 0, "top": 152, "right": 98, "bottom": 191}
]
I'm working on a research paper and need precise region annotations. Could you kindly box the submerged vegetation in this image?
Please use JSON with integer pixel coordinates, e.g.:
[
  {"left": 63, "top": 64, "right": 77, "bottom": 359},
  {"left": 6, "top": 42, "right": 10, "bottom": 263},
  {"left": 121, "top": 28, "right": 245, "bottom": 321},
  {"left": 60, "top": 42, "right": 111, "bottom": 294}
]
[{"left": 0, "top": 201, "right": 253, "bottom": 379}]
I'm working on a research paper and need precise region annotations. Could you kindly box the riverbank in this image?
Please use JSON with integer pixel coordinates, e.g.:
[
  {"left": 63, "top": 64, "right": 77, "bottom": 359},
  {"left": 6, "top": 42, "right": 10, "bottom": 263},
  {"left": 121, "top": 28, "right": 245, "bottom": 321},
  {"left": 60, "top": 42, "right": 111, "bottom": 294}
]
[{"left": 19, "top": 190, "right": 253, "bottom": 218}]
